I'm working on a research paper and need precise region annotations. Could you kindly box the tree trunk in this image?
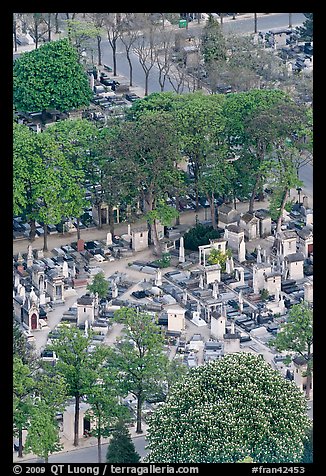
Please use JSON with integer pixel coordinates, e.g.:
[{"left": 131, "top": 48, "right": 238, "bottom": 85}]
[
  {"left": 29, "top": 219, "right": 36, "bottom": 242},
  {"left": 44, "top": 455, "right": 49, "bottom": 464},
  {"left": 248, "top": 173, "right": 260, "bottom": 214},
  {"left": 136, "top": 394, "right": 143, "bottom": 433},
  {"left": 74, "top": 394, "right": 80, "bottom": 446},
  {"left": 18, "top": 428, "right": 23, "bottom": 458},
  {"left": 97, "top": 202, "right": 102, "bottom": 229},
  {"left": 289, "top": 13, "right": 292, "bottom": 28},
  {"left": 151, "top": 220, "right": 162, "bottom": 256},
  {"left": 55, "top": 13, "right": 60, "bottom": 34},
  {"left": 108, "top": 205, "right": 115, "bottom": 235},
  {"left": 126, "top": 48, "right": 133, "bottom": 86},
  {"left": 43, "top": 224, "right": 48, "bottom": 251},
  {"left": 47, "top": 13, "right": 52, "bottom": 42},
  {"left": 76, "top": 217, "right": 81, "bottom": 241},
  {"left": 34, "top": 19, "right": 39, "bottom": 49},
  {"left": 144, "top": 71, "right": 149, "bottom": 96},
  {"left": 220, "top": 13, "right": 224, "bottom": 25},
  {"left": 175, "top": 195, "right": 181, "bottom": 225},
  {"left": 112, "top": 39, "right": 117, "bottom": 76},
  {"left": 97, "top": 434, "right": 102, "bottom": 463},
  {"left": 207, "top": 192, "right": 217, "bottom": 229},
  {"left": 13, "top": 20, "right": 18, "bottom": 52},
  {"left": 276, "top": 189, "right": 289, "bottom": 233},
  {"left": 254, "top": 13, "right": 258, "bottom": 34},
  {"left": 97, "top": 36, "right": 102, "bottom": 65}
]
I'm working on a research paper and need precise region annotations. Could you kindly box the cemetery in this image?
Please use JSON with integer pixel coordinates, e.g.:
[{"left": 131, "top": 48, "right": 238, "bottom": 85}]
[{"left": 13, "top": 196, "right": 314, "bottom": 443}]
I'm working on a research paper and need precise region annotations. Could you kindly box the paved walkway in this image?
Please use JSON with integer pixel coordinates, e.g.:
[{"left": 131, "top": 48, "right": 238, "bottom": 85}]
[{"left": 13, "top": 200, "right": 270, "bottom": 255}]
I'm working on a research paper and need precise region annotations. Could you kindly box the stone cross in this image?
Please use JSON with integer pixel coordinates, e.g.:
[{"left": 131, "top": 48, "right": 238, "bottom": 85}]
[
  {"left": 127, "top": 224, "right": 131, "bottom": 236},
  {"left": 27, "top": 244, "right": 33, "bottom": 259},
  {"left": 256, "top": 245, "right": 262, "bottom": 264},
  {"left": 179, "top": 237, "right": 185, "bottom": 263},
  {"left": 262, "top": 249, "right": 267, "bottom": 262},
  {"left": 199, "top": 274, "right": 204, "bottom": 289}
]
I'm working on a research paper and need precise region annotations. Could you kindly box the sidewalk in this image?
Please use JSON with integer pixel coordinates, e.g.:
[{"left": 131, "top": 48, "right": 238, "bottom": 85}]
[
  {"left": 13, "top": 422, "right": 148, "bottom": 463},
  {"left": 13, "top": 200, "right": 271, "bottom": 255}
]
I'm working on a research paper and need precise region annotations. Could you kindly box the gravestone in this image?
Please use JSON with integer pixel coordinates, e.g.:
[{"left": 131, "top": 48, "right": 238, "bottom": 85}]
[
  {"left": 179, "top": 236, "right": 185, "bottom": 263},
  {"left": 155, "top": 268, "right": 162, "bottom": 287},
  {"left": 62, "top": 261, "right": 69, "bottom": 278},
  {"left": 106, "top": 232, "right": 113, "bottom": 246},
  {"left": 37, "top": 250, "right": 44, "bottom": 260},
  {"left": 77, "top": 239, "right": 85, "bottom": 252}
]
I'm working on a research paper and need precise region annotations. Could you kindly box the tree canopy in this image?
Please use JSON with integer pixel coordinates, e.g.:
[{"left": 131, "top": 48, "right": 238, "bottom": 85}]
[
  {"left": 13, "top": 38, "right": 93, "bottom": 112},
  {"left": 146, "top": 353, "right": 311, "bottom": 463}
]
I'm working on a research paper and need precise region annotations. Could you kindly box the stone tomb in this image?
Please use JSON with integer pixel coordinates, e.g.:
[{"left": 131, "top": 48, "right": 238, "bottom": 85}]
[
  {"left": 284, "top": 252, "right": 305, "bottom": 281},
  {"left": 218, "top": 204, "right": 240, "bottom": 229},
  {"left": 239, "top": 213, "right": 259, "bottom": 241},
  {"left": 224, "top": 226, "right": 246, "bottom": 263},
  {"left": 131, "top": 226, "right": 149, "bottom": 252},
  {"left": 166, "top": 304, "right": 186, "bottom": 333}
]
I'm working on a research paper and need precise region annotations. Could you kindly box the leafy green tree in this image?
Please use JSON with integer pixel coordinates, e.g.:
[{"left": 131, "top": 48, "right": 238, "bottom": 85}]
[
  {"left": 164, "top": 358, "right": 188, "bottom": 394},
  {"left": 24, "top": 400, "right": 62, "bottom": 463},
  {"left": 207, "top": 248, "right": 232, "bottom": 271},
  {"left": 86, "top": 363, "right": 129, "bottom": 463},
  {"left": 109, "top": 111, "right": 182, "bottom": 255},
  {"left": 198, "top": 145, "right": 235, "bottom": 228},
  {"left": 13, "top": 38, "right": 93, "bottom": 113},
  {"left": 13, "top": 357, "right": 35, "bottom": 457},
  {"left": 223, "top": 90, "right": 306, "bottom": 214},
  {"left": 201, "top": 15, "right": 226, "bottom": 66},
  {"left": 174, "top": 93, "right": 226, "bottom": 212},
  {"left": 65, "top": 19, "right": 100, "bottom": 60},
  {"left": 106, "top": 420, "right": 141, "bottom": 463},
  {"left": 48, "top": 326, "right": 110, "bottom": 446},
  {"left": 145, "top": 353, "right": 311, "bottom": 463},
  {"left": 87, "top": 272, "right": 109, "bottom": 299},
  {"left": 14, "top": 123, "right": 86, "bottom": 250},
  {"left": 269, "top": 302, "right": 313, "bottom": 399},
  {"left": 112, "top": 307, "right": 168, "bottom": 433}
]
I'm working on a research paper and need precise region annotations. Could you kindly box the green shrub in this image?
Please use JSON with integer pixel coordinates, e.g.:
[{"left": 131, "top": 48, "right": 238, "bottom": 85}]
[{"left": 184, "top": 224, "right": 220, "bottom": 251}]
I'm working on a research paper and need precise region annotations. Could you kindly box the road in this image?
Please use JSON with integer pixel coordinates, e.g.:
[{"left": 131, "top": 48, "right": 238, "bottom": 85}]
[
  {"left": 20, "top": 436, "right": 148, "bottom": 463},
  {"left": 98, "top": 13, "right": 305, "bottom": 96}
]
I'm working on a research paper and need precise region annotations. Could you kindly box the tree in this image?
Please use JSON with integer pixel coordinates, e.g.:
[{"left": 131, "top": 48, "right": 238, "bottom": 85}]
[
  {"left": 269, "top": 302, "right": 313, "bottom": 399},
  {"left": 24, "top": 400, "right": 62, "bottom": 463},
  {"left": 108, "top": 111, "right": 182, "bottom": 256},
  {"left": 207, "top": 248, "right": 232, "bottom": 271},
  {"left": 173, "top": 92, "right": 226, "bottom": 212},
  {"left": 21, "top": 13, "right": 48, "bottom": 49},
  {"left": 48, "top": 326, "right": 110, "bottom": 446},
  {"left": 85, "top": 13, "right": 106, "bottom": 65},
  {"left": 296, "top": 14, "right": 313, "bottom": 42},
  {"left": 13, "top": 357, "right": 35, "bottom": 458},
  {"left": 65, "top": 19, "right": 99, "bottom": 61},
  {"left": 301, "top": 426, "right": 313, "bottom": 463},
  {"left": 183, "top": 224, "right": 220, "bottom": 251},
  {"left": 13, "top": 38, "right": 93, "bottom": 113},
  {"left": 119, "top": 14, "right": 139, "bottom": 86},
  {"left": 13, "top": 321, "right": 36, "bottom": 365},
  {"left": 154, "top": 28, "right": 174, "bottom": 92},
  {"left": 86, "top": 372, "right": 129, "bottom": 463},
  {"left": 133, "top": 16, "right": 158, "bottom": 96},
  {"left": 105, "top": 13, "right": 123, "bottom": 76},
  {"left": 201, "top": 15, "right": 226, "bottom": 67},
  {"left": 145, "top": 353, "right": 311, "bottom": 463},
  {"left": 112, "top": 307, "right": 168, "bottom": 434},
  {"left": 106, "top": 420, "right": 141, "bottom": 463},
  {"left": 14, "top": 123, "right": 86, "bottom": 250},
  {"left": 87, "top": 272, "right": 109, "bottom": 299}
]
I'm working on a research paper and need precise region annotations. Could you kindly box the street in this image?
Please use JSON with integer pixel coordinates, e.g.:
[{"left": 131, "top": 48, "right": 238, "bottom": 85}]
[{"left": 98, "top": 13, "right": 306, "bottom": 96}]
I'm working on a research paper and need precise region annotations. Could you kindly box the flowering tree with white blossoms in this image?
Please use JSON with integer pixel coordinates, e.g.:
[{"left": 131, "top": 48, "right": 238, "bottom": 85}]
[{"left": 145, "top": 353, "right": 311, "bottom": 463}]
